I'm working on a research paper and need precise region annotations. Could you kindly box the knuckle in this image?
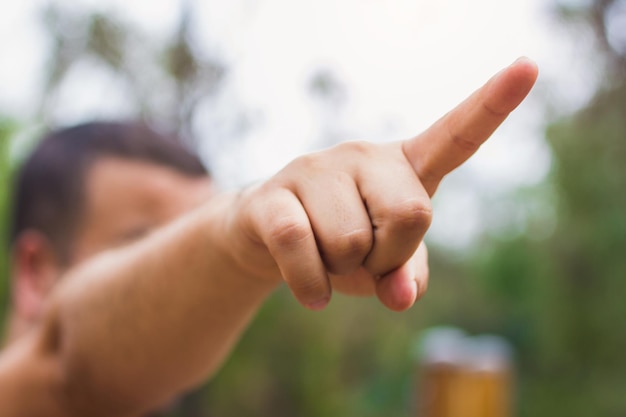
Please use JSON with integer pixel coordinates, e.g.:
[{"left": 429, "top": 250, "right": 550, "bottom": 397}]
[
  {"left": 446, "top": 121, "right": 480, "bottom": 153},
  {"left": 338, "top": 140, "right": 374, "bottom": 156},
  {"left": 289, "top": 277, "right": 326, "bottom": 296},
  {"left": 324, "top": 228, "right": 373, "bottom": 266},
  {"left": 451, "top": 133, "right": 481, "bottom": 152},
  {"left": 268, "top": 217, "right": 312, "bottom": 249},
  {"left": 387, "top": 198, "right": 433, "bottom": 231},
  {"left": 482, "top": 100, "right": 508, "bottom": 117},
  {"left": 334, "top": 228, "right": 373, "bottom": 259},
  {"left": 332, "top": 171, "right": 355, "bottom": 187},
  {"left": 288, "top": 152, "right": 323, "bottom": 173}
]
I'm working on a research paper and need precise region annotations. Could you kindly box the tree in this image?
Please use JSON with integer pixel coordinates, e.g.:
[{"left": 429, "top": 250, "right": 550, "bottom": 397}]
[
  {"left": 474, "top": 1, "right": 626, "bottom": 415},
  {"left": 39, "top": 1, "right": 225, "bottom": 146}
]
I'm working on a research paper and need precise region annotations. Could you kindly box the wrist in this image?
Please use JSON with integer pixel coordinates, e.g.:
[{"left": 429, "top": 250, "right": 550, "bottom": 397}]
[{"left": 201, "top": 191, "right": 282, "bottom": 293}]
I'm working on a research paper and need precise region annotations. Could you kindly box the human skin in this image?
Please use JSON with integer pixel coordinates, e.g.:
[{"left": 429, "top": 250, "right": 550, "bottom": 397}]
[
  {"left": 3, "top": 159, "right": 216, "bottom": 343},
  {"left": 0, "top": 58, "right": 538, "bottom": 417}
]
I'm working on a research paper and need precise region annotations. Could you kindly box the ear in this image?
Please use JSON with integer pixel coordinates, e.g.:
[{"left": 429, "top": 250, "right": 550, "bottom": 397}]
[{"left": 11, "top": 230, "right": 64, "bottom": 324}]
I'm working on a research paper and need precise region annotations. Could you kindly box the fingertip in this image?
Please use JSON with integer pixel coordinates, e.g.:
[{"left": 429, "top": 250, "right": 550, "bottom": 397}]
[
  {"left": 288, "top": 273, "right": 332, "bottom": 312},
  {"left": 306, "top": 296, "right": 330, "bottom": 311},
  {"left": 512, "top": 56, "right": 537, "bottom": 68},
  {"left": 376, "top": 266, "right": 418, "bottom": 312},
  {"left": 414, "top": 243, "right": 430, "bottom": 301},
  {"left": 414, "top": 278, "right": 428, "bottom": 302},
  {"left": 509, "top": 56, "right": 539, "bottom": 85},
  {"left": 487, "top": 57, "right": 539, "bottom": 115}
]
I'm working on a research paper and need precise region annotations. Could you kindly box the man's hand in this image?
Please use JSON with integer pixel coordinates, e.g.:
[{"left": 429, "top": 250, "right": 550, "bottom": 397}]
[{"left": 227, "top": 58, "right": 538, "bottom": 312}]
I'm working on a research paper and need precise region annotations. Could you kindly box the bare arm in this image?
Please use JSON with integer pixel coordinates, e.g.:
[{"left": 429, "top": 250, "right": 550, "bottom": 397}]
[
  {"left": 1, "top": 193, "right": 277, "bottom": 416},
  {"left": 0, "top": 58, "right": 538, "bottom": 417}
]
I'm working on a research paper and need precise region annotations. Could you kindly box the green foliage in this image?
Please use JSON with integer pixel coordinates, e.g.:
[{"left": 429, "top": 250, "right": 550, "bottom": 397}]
[
  {"left": 173, "top": 247, "right": 499, "bottom": 416},
  {"left": 0, "top": 118, "right": 17, "bottom": 336},
  {"left": 464, "top": 2, "right": 626, "bottom": 415},
  {"left": 470, "top": 81, "right": 626, "bottom": 417},
  {"left": 200, "top": 288, "right": 422, "bottom": 417}
]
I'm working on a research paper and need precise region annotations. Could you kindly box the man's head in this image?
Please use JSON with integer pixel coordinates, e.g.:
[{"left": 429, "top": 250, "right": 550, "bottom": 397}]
[{"left": 7, "top": 121, "right": 213, "bottom": 339}]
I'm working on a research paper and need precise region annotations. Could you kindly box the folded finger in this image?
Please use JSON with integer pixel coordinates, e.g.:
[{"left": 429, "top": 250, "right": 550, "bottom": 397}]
[{"left": 252, "top": 188, "right": 331, "bottom": 310}]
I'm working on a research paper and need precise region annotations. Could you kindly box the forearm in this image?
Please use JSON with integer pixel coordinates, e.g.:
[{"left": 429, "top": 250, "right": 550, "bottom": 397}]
[{"left": 46, "top": 193, "right": 276, "bottom": 415}]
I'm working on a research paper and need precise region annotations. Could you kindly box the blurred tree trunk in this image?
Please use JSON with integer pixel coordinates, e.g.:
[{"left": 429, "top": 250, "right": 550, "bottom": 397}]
[
  {"left": 557, "top": 0, "right": 626, "bottom": 79},
  {"left": 39, "top": 0, "right": 225, "bottom": 147}
]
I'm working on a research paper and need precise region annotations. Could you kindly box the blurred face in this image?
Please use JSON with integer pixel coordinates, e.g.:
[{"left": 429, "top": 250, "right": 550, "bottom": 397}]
[
  {"left": 68, "top": 157, "right": 214, "bottom": 265},
  {"left": 7, "top": 156, "right": 214, "bottom": 341}
]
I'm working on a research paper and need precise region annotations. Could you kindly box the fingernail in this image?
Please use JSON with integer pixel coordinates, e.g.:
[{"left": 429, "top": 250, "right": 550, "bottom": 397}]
[
  {"left": 414, "top": 279, "right": 422, "bottom": 301},
  {"left": 307, "top": 297, "right": 329, "bottom": 311}
]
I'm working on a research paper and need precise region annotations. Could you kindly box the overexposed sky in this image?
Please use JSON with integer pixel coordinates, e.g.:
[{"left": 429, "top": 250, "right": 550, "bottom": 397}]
[{"left": 0, "top": 0, "right": 596, "bottom": 247}]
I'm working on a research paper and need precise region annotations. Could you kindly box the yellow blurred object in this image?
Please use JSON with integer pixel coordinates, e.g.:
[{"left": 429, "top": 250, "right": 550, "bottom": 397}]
[{"left": 415, "top": 329, "right": 513, "bottom": 417}]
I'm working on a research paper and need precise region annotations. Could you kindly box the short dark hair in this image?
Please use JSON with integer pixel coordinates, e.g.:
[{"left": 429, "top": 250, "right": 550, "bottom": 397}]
[{"left": 10, "top": 121, "right": 209, "bottom": 261}]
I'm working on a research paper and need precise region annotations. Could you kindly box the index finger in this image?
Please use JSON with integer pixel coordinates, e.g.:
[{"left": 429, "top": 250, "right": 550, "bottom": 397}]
[{"left": 402, "top": 57, "right": 539, "bottom": 196}]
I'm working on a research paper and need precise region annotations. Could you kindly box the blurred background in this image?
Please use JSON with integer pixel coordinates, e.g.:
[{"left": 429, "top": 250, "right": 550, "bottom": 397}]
[{"left": 1, "top": 0, "right": 625, "bottom": 416}]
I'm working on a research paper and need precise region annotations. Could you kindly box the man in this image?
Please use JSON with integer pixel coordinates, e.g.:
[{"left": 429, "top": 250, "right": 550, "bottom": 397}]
[
  {"left": 4, "top": 122, "right": 213, "bottom": 344},
  {"left": 0, "top": 58, "right": 537, "bottom": 416}
]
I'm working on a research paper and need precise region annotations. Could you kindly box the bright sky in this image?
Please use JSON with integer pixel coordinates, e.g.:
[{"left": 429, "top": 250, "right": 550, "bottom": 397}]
[{"left": 0, "top": 0, "right": 596, "bottom": 247}]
